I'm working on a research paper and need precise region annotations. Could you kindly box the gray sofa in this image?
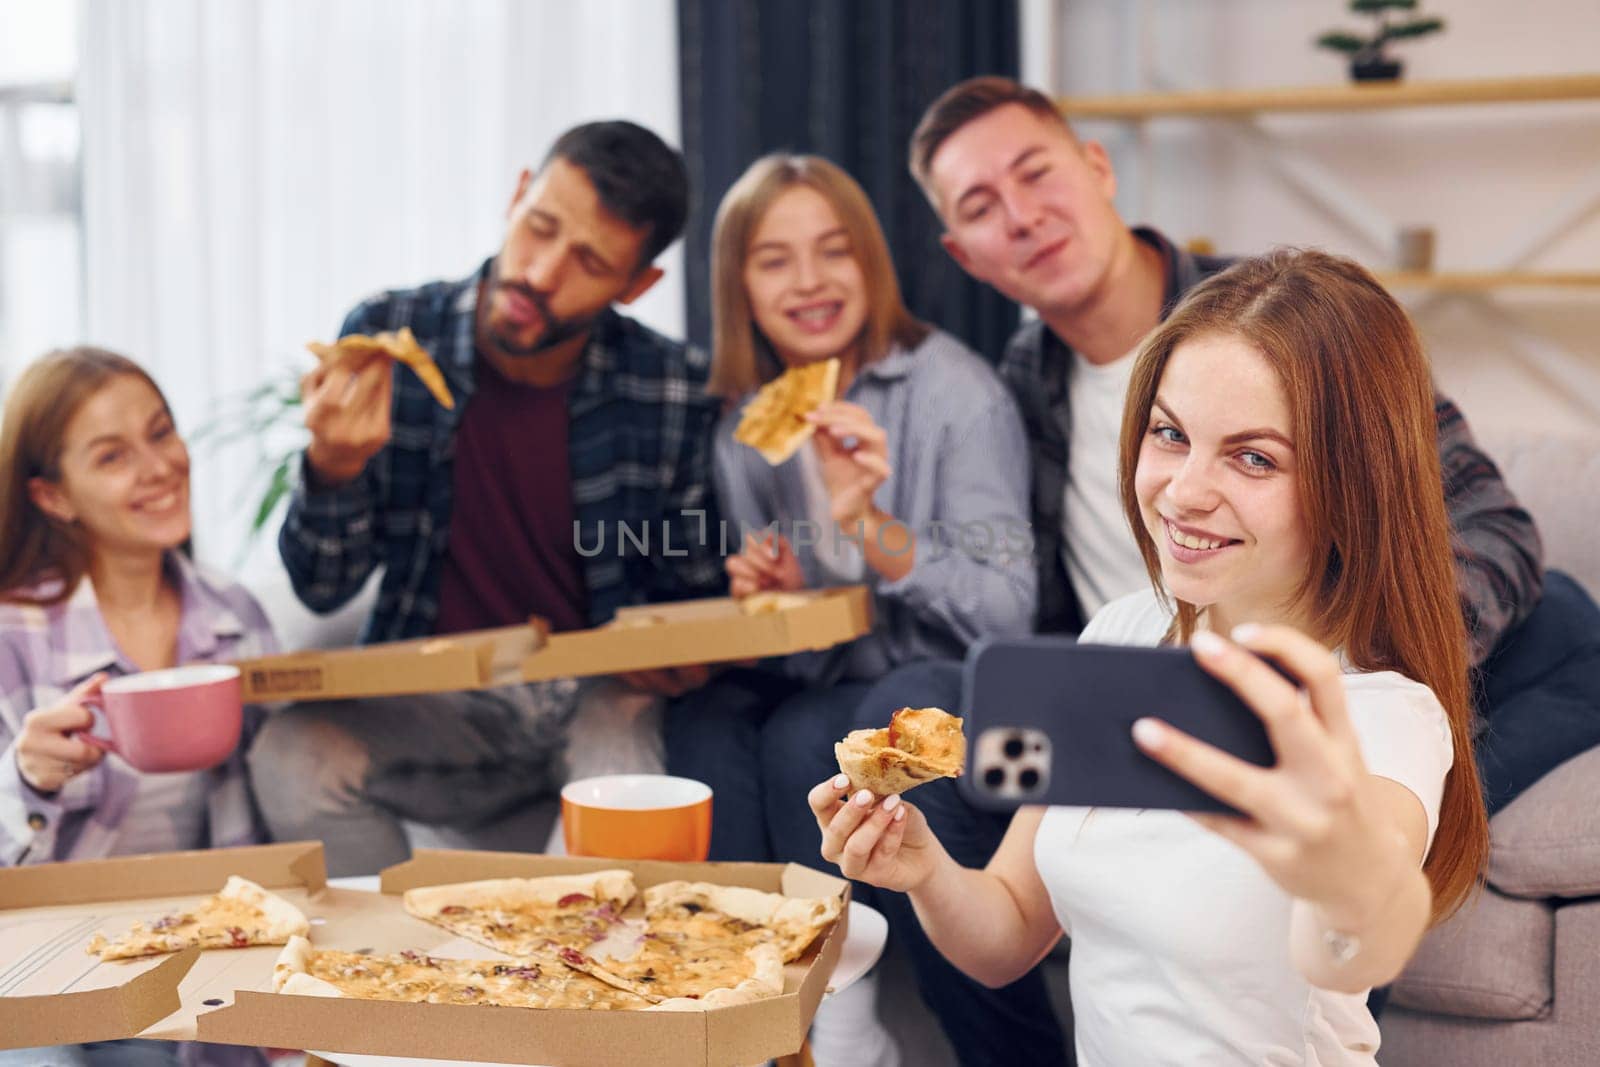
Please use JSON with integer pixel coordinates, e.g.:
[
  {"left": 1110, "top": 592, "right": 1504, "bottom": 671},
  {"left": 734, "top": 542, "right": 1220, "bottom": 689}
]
[{"left": 1381, "top": 424, "right": 1600, "bottom": 1066}]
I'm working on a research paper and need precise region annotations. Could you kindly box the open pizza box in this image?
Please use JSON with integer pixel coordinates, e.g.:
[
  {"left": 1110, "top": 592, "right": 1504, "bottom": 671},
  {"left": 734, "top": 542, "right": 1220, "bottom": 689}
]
[
  {"left": 520, "top": 584, "right": 872, "bottom": 682},
  {"left": 236, "top": 621, "right": 548, "bottom": 702},
  {"left": 0, "top": 843, "right": 850, "bottom": 1066}
]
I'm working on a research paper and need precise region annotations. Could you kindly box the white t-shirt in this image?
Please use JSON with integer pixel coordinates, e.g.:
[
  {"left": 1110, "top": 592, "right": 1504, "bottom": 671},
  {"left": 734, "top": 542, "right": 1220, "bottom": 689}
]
[
  {"left": 1034, "top": 589, "right": 1454, "bottom": 1066},
  {"left": 1061, "top": 349, "right": 1149, "bottom": 619}
]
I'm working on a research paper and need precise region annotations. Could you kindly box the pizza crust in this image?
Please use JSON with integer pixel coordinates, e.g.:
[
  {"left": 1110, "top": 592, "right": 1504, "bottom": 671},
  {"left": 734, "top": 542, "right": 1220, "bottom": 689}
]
[
  {"left": 402, "top": 870, "right": 635, "bottom": 916},
  {"left": 835, "top": 706, "right": 966, "bottom": 795}
]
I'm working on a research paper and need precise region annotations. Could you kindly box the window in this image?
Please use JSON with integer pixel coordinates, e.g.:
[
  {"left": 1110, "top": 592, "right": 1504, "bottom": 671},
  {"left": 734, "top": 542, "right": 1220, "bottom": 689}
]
[{"left": 0, "top": 0, "right": 81, "bottom": 384}]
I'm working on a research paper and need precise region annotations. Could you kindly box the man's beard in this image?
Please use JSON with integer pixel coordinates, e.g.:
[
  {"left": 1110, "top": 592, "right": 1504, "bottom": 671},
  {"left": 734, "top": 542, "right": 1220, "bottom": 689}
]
[{"left": 489, "top": 280, "right": 600, "bottom": 357}]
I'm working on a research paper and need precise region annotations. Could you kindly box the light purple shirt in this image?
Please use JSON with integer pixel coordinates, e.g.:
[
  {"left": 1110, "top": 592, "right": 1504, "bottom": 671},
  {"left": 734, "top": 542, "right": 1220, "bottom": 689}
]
[{"left": 0, "top": 553, "right": 279, "bottom": 866}]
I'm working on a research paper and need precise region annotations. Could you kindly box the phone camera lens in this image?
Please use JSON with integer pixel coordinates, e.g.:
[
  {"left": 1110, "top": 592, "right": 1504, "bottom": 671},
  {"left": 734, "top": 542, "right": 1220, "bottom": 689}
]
[
  {"left": 1018, "top": 768, "right": 1041, "bottom": 791},
  {"left": 984, "top": 767, "right": 1007, "bottom": 789},
  {"left": 1003, "top": 735, "right": 1025, "bottom": 759}
]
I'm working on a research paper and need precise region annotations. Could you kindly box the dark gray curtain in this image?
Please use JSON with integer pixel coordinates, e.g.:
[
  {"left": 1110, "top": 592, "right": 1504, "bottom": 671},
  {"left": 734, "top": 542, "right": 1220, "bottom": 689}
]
[{"left": 678, "top": 0, "right": 1020, "bottom": 361}]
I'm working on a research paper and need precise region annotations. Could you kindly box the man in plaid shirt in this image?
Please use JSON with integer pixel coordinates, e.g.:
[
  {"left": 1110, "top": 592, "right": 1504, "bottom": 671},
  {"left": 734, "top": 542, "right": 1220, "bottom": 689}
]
[{"left": 253, "top": 122, "right": 725, "bottom": 875}]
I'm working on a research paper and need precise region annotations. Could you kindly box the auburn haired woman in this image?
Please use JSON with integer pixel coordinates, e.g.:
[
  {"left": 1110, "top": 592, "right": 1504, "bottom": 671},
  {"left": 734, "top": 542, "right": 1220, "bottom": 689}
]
[
  {"left": 0, "top": 347, "right": 277, "bottom": 1067},
  {"left": 812, "top": 249, "right": 1488, "bottom": 1065}
]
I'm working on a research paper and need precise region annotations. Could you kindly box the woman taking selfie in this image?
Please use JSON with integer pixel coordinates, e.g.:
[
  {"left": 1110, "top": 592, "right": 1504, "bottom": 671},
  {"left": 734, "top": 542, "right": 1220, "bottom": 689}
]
[
  {"left": 666, "top": 154, "right": 1039, "bottom": 1066},
  {"left": 811, "top": 250, "right": 1488, "bottom": 1064},
  {"left": 0, "top": 348, "right": 277, "bottom": 1067}
]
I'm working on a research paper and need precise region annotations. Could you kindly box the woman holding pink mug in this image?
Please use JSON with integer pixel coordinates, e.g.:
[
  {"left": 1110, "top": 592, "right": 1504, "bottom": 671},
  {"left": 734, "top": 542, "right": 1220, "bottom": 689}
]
[{"left": 0, "top": 348, "right": 280, "bottom": 1065}]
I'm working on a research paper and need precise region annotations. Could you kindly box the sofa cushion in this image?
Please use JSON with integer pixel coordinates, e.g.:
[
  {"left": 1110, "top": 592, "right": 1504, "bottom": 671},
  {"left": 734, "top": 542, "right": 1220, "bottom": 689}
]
[
  {"left": 1489, "top": 744, "right": 1600, "bottom": 898},
  {"left": 1391, "top": 885, "right": 1553, "bottom": 1020}
]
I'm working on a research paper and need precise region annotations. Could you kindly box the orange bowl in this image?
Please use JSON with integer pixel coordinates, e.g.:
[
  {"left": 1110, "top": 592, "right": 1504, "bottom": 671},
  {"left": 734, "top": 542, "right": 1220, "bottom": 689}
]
[{"left": 561, "top": 774, "right": 713, "bottom": 862}]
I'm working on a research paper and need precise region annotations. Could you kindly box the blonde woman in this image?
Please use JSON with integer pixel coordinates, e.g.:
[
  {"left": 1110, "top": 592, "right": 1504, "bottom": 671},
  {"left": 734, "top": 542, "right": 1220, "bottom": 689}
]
[{"left": 665, "top": 154, "right": 1048, "bottom": 1066}]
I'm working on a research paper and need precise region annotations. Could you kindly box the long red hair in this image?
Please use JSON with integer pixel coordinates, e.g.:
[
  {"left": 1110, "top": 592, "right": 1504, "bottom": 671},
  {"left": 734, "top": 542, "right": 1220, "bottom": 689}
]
[{"left": 1117, "top": 249, "right": 1487, "bottom": 922}]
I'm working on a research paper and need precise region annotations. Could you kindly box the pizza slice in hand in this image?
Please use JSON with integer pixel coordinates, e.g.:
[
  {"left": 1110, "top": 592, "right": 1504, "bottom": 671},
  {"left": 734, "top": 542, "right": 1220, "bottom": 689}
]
[
  {"left": 835, "top": 706, "right": 966, "bottom": 795},
  {"left": 733, "top": 358, "right": 840, "bottom": 465},
  {"left": 87, "top": 876, "right": 311, "bottom": 961},
  {"left": 307, "top": 326, "right": 455, "bottom": 410},
  {"left": 402, "top": 870, "right": 637, "bottom": 956}
]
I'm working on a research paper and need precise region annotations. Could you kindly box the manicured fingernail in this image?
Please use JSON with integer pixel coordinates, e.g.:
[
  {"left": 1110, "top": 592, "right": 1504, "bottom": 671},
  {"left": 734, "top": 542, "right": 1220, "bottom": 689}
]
[
  {"left": 1191, "top": 630, "right": 1226, "bottom": 657},
  {"left": 1231, "top": 623, "right": 1261, "bottom": 643},
  {"left": 1132, "top": 718, "right": 1165, "bottom": 750},
  {"left": 832, "top": 774, "right": 850, "bottom": 790},
  {"left": 893, "top": 807, "right": 906, "bottom": 823},
  {"left": 854, "top": 789, "right": 873, "bottom": 807},
  {"left": 882, "top": 794, "right": 901, "bottom": 812}
]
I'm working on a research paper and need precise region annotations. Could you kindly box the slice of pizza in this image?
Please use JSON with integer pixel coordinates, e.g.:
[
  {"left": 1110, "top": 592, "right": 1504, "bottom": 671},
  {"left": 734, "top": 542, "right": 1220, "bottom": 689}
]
[
  {"left": 307, "top": 326, "right": 455, "bottom": 410},
  {"left": 737, "top": 591, "right": 811, "bottom": 616},
  {"left": 642, "top": 881, "right": 841, "bottom": 963},
  {"left": 554, "top": 938, "right": 785, "bottom": 1009},
  {"left": 87, "top": 876, "right": 310, "bottom": 961},
  {"left": 402, "top": 870, "right": 636, "bottom": 956},
  {"left": 272, "top": 936, "right": 651, "bottom": 1010},
  {"left": 835, "top": 705, "right": 966, "bottom": 795},
  {"left": 733, "top": 358, "right": 840, "bottom": 465}
]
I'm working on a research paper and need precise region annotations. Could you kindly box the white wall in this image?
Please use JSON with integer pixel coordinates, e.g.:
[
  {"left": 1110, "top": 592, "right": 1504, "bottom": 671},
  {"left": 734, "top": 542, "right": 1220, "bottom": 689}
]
[{"left": 1036, "top": 0, "right": 1600, "bottom": 437}]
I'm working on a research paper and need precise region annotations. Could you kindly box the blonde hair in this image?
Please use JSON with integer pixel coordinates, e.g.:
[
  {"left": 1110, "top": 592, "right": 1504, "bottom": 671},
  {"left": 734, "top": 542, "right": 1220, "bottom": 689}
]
[
  {"left": 707, "top": 154, "right": 928, "bottom": 399},
  {"left": 1117, "top": 248, "right": 1488, "bottom": 923}
]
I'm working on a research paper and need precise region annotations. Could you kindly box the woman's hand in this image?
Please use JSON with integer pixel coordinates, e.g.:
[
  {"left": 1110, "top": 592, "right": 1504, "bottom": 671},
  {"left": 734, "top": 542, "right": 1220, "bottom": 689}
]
[
  {"left": 807, "top": 402, "right": 891, "bottom": 529},
  {"left": 726, "top": 532, "right": 805, "bottom": 598},
  {"left": 808, "top": 775, "right": 945, "bottom": 893},
  {"left": 1133, "top": 625, "right": 1421, "bottom": 928},
  {"left": 15, "top": 674, "right": 109, "bottom": 795}
]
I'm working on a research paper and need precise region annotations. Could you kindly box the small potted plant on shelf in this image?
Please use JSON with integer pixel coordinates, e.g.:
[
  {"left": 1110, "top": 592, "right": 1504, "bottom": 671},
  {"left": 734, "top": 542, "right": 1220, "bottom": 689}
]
[{"left": 1317, "top": 0, "right": 1445, "bottom": 83}]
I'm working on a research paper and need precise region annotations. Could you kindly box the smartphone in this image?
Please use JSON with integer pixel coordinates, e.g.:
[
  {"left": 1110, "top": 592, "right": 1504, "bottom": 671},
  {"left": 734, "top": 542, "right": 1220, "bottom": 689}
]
[{"left": 958, "top": 636, "right": 1277, "bottom": 815}]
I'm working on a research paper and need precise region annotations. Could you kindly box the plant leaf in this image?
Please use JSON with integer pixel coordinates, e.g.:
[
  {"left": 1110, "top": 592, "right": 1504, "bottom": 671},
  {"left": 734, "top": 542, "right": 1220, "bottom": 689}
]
[{"left": 251, "top": 456, "right": 294, "bottom": 533}]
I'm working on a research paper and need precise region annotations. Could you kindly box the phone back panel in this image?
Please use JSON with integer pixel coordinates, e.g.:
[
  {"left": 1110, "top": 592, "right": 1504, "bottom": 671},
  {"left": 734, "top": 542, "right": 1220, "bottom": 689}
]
[{"left": 959, "top": 636, "right": 1276, "bottom": 814}]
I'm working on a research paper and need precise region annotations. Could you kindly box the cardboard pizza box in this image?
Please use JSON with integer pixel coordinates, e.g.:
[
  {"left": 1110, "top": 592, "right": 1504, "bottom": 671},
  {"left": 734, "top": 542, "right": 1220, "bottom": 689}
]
[
  {"left": 0, "top": 845, "right": 849, "bottom": 1067},
  {"left": 235, "top": 621, "right": 547, "bottom": 702},
  {"left": 519, "top": 584, "right": 872, "bottom": 682},
  {"left": 0, "top": 841, "right": 328, "bottom": 1049},
  {"left": 235, "top": 585, "right": 871, "bottom": 702}
]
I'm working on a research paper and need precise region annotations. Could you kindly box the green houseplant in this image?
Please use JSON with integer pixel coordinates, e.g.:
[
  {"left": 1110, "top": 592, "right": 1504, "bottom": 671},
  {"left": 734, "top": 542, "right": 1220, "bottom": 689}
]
[
  {"left": 1317, "top": 0, "right": 1445, "bottom": 83},
  {"left": 190, "top": 370, "right": 306, "bottom": 564}
]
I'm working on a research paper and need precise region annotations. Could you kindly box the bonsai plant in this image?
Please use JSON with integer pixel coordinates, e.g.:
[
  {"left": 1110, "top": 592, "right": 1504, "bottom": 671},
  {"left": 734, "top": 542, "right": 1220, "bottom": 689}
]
[{"left": 1317, "top": 0, "right": 1445, "bottom": 83}]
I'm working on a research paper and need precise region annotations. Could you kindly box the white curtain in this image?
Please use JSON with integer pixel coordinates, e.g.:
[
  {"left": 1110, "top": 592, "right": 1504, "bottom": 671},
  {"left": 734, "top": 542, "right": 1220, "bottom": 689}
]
[{"left": 78, "top": 0, "right": 683, "bottom": 576}]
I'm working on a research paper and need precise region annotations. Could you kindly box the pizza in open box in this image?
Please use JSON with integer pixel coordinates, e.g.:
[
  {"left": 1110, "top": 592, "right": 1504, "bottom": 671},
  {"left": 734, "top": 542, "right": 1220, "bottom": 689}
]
[
  {"left": 402, "top": 869, "right": 635, "bottom": 955},
  {"left": 836, "top": 706, "right": 966, "bottom": 795},
  {"left": 86, "top": 875, "right": 310, "bottom": 961},
  {"left": 733, "top": 358, "right": 840, "bottom": 465},
  {"left": 272, "top": 936, "right": 650, "bottom": 1010},
  {"left": 554, "top": 880, "right": 838, "bottom": 1007}
]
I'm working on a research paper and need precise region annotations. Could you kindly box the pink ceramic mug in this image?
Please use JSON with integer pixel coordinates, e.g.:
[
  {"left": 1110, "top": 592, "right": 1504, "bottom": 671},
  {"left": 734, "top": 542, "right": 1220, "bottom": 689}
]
[{"left": 80, "top": 664, "right": 243, "bottom": 773}]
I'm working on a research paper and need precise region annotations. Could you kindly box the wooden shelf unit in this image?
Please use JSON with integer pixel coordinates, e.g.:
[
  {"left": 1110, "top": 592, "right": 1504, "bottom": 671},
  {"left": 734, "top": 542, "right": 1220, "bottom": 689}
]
[
  {"left": 1377, "top": 271, "right": 1600, "bottom": 292},
  {"left": 1057, "top": 74, "right": 1600, "bottom": 120}
]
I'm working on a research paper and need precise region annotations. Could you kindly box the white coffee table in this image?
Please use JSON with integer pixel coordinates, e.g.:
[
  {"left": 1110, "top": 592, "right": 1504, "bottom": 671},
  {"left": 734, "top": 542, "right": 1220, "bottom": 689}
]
[{"left": 306, "top": 876, "right": 888, "bottom": 1067}]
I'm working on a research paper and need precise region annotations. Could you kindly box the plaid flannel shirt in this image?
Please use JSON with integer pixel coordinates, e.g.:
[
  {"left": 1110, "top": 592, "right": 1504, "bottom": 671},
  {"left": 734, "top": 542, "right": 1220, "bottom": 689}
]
[
  {"left": 279, "top": 259, "right": 726, "bottom": 642},
  {"left": 0, "top": 553, "right": 278, "bottom": 866},
  {"left": 999, "top": 227, "right": 1544, "bottom": 664}
]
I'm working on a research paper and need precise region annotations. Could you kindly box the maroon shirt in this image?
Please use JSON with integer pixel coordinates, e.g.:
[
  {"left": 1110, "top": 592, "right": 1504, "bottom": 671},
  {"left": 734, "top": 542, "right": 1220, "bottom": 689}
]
[{"left": 434, "top": 360, "right": 588, "bottom": 635}]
